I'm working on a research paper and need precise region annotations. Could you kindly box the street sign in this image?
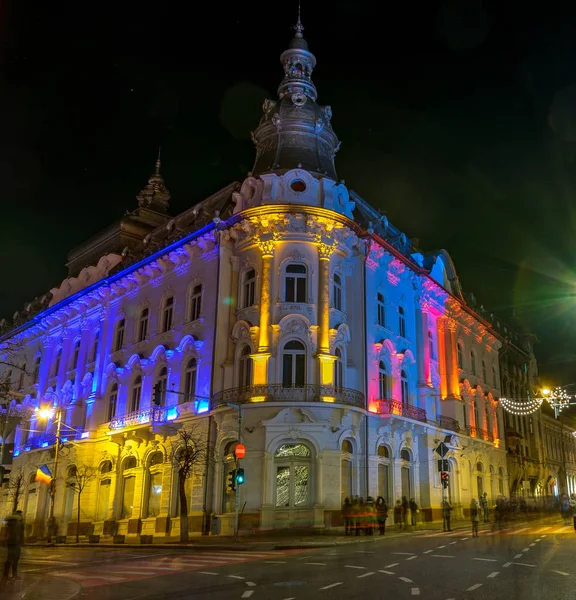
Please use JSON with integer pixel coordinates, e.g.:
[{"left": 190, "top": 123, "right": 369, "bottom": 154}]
[
  {"left": 234, "top": 443, "right": 246, "bottom": 459},
  {"left": 437, "top": 459, "right": 449, "bottom": 472},
  {"left": 435, "top": 442, "right": 449, "bottom": 458}
]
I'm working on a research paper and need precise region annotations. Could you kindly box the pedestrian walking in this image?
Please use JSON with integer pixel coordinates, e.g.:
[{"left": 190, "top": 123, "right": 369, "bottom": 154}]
[
  {"left": 394, "top": 500, "right": 403, "bottom": 530},
  {"left": 442, "top": 499, "right": 453, "bottom": 532},
  {"left": 480, "top": 492, "right": 489, "bottom": 522},
  {"left": 365, "top": 497, "right": 376, "bottom": 536},
  {"left": 402, "top": 496, "right": 409, "bottom": 529},
  {"left": 409, "top": 498, "right": 419, "bottom": 526},
  {"left": 375, "top": 497, "right": 388, "bottom": 535},
  {"left": 342, "top": 497, "right": 353, "bottom": 536},
  {"left": 470, "top": 499, "right": 480, "bottom": 537},
  {"left": 2, "top": 510, "right": 24, "bottom": 582},
  {"left": 352, "top": 497, "right": 361, "bottom": 536}
]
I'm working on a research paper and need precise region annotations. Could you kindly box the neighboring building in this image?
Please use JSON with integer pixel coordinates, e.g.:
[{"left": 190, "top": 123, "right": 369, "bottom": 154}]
[
  {"left": 0, "top": 19, "right": 508, "bottom": 538},
  {"left": 540, "top": 413, "right": 576, "bottom": 497}
]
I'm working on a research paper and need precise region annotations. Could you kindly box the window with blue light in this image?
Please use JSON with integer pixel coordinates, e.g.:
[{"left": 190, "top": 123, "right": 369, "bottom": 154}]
[
  {"left": 377, "top": 293, "right": 385, "bottom": 327},
  {"left": 398, "top": 306, "right": 406, "bottom": 338}
]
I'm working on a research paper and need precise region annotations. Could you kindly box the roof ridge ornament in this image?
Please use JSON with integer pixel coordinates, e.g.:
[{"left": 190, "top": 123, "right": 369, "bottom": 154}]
[{"left": 136, "top": 150, "right": 171, "bottom": 212}]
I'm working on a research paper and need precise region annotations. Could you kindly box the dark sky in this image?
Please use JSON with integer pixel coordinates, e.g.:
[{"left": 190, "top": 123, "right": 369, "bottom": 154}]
[{"left": 2, "top": 1, "right": 576, "bottom": 385}]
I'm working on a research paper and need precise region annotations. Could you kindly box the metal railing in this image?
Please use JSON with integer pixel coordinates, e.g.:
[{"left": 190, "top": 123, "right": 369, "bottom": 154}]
[
  {"left": 374, "top": 399, "right": 427, "bottom": 423},
  {"left": 23, "top": 426, "right": 85, "bottom": 451},
  {"left": 212, "top": 384, "right": 365, "bottom": 409},
  {"left": 467, "top": 426, "right": 493, "bottom": 441},
  {"left": 438, "top": 415, "right": 460, "bottom": 432},
  {"left": 109, "top": 406, "right": 177, "bottom": 430}
]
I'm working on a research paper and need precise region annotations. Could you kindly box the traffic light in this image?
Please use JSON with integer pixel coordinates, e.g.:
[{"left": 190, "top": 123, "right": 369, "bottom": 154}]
[
  {"left": 441, "top": 472, "right": 449, "bottom": 489},
  {"left": 236, "top": 468, "right": 245, "bottom": 485},
  {"left": 227, "top": 469, "right": 236, "bottom": 492},
  {"left": 152, "top": 383, "right": 162, "bottom": 406}
]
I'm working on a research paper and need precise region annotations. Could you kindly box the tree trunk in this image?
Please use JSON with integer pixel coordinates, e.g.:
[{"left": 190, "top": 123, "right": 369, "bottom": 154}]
[
  {"left": 12, "top": 478, "right": 22, "bottom": 513},
  {"left": 179, "top": 473, "right": 189, "bottom": 543},
  {"left": 77, "top": 491, "right": 81, "bottom": 544}
]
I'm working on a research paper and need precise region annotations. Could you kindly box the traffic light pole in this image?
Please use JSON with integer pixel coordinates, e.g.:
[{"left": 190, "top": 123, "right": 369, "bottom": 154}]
[{"left": 234, "top": 405, "right": 242, "bottom": 541}]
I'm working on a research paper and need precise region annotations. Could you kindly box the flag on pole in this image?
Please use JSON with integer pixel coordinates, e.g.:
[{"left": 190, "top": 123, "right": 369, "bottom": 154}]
[{"left": 35, "top": 465, "right": 52, "bottom": 485}]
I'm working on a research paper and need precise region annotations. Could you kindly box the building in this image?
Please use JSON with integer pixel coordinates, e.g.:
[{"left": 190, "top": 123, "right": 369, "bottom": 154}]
[{"left": 0, "top": 19, "right": 509, "bottom": 538}]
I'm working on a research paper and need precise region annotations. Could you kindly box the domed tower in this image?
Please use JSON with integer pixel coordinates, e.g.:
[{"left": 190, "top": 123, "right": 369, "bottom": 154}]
[{"left": 251, "top": 14, "right": 340, "bottom": 180}]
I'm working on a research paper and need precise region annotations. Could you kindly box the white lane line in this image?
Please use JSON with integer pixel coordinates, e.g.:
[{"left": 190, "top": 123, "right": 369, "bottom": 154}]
[
  {"left": 320, "top": 582, "right": 343, "bottom": 590},
  {"left": 357, "top": 572, "right": 375, "bottom": 578},
  {"left": 306, "top": 563, "right": 327, "bottom": 566},
  {"left": 473, "top": 558, "right": 497, "bottom": 562},
  {"left": 242, "top": 592, "right": 254, "bottom": 599},
  {"left": 379, "top": 570, "right": 395, "bottom": 575},
  {"left": 551, "top": 570, "right": 570, "bottom": 576},
  {"left": 522, "top": 547, "right": 530, "bottom": 552},
  {"left": 513, "top": 562, "right": 536, "bottom": 568},
  {"left": 399, "top": 577, "right": 414, "bottom": 583},
  {"left": 487, "top": 572, "right": 499, "bottom": 578},
  {"left": 406, "top": 556, "right": 417, "bottom": 561},
  {"left": 345, "top": 565, "right": 366, "bottom": 569},
  {"left": 529, "top": 543, "right": 536, "bottom": 547},
  {"left": 423, "top": 550, "right": 433, "bottom": 554},
  {"left": 411, "top": 588, "right": 420, "bottom": 595},
  {"left": 535, "top": 539, "right": 542, "bottom": 543},
  {"left": 199, "top": 571, "right": 218, "bottom": 575},
  {"left": 384, "top": 563, "right": 399, "bottom": 568},
  {"left": 433, "top": 555, "right": 455, "bottom": 558},
  {"left": 265, "top": 561, "right": 287, "bottom": 564},
  {"left": 503, "top": 562, "right": 512, "bottom": 568},
  {"left": 246, "top": 582, "right": 257, "bottom": 587},
  {"left": 449, "top": 541, "right": 458, "bottom": 545},
  {"left": 393, "top": 552, "right": 417, "bottom": 555},
  {"left": 437, "top": 545, "right": 446, "bottom": 548},
  {"left": 467, "top": 583, "right": 483, "bottom": 591},
  {"left": 461, "top": 537, "right": 469, "bottom": 540},
  {"left": 282, "top": 598, "right": 296, "bottom": 600},
  {"left": 227, "top": 575, "right": 245, "bottom": 580},
  {"left": 508, "top": 528, "right": 530, "bottom": 535},
  {"left": 535, "top": 527, "right": 550, "bottom": 533},
  {"left": 513, "top": 554, "right": 524, "bottom": 559},
  {"left": 542, "top": 535, "right": 547, "bottom": 538}
]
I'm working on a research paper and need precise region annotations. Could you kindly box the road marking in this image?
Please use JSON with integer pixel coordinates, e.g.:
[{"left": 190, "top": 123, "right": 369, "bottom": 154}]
[
  {"left": 54, "top": 573, "right": 124, "bottom": 582},
  {"left": 411, "top": 588, "right": 420, "bottom": 595},
  {"left": 393, "top": 552, "right": 417, "bottom": 555},
  {"left": 437, "top": 545, "right": 446, "bottom": 548},
  {"left": 282, "top": 598, "right": 296, "bottom": 600},
  {"left": 487, "top": 572, "right": 499, "bottom": 578},
  {"left": 542, "top": 535, "right": 547, "bottom": 538},
  {"left": 423, "top": 550, "right": 433, "bottom": 554},
  {"left": 535, "top": 539, "right": 541, "bottom": 543},
  {"left": 473, "top": 558, "right": 497, "bottom": 562},
  {"left": 399, "top": 577, "right": 414, "bottom": 583},
  {"left": 513, "top": 562, "right": 536, "bottom": 567},
  {"left": 242, "top": 592, "right": 254, "bottom": 599},
  {"left": 355, "top": 550, "right": 375, "bottom": 554},
  {"left": 227, "top": 575, "right": 245, "bottom": 580},
  {"left": 320, "top": 582, "right": 343, "bottom": 590},
  {"left": 306, "top": 563, "right": 327, "bottom": 566},
  {"left": 535, "top": 527, "right": 550, "bottom": 533},
  {"left": 379, "top": 570, "right": 395, "bottom": 575},
  {"left": 433, "top": 555, "right": 455, "bottom": 558},
  {"left": 513, "top": 554, "right": 524, "bottom": 559},
  {"left": 449, "top": 541, "right": 457, "bottom": 545},
  {"left": 461, "top": 537, "right": 469, "bottom": 540},
  {"left": 199, "top": 571, "right": 218, "bottom": 575},
  {"left": 246, "top": 582, "right": 256, "bottom": 587},
  {"left": 508, "top": 528, "right": 529, "bottom": 535},
  {"left": 522, "top": 548, "right": 530, "bottom": 552},
  {"left": 384, "top": 563, "right": 399, "bottom": 568},
  {"left": 551, "top": 570, "right": 570, "bottom": 576},
  {"left": 406, "top": 556, "right": 417, "bottom": 561},
  {"left": 467, "top": 584, "right": 483, "bottom": 591},
  {"left": 357, "top": 572, "right": 375, "bottom": 578},
  {"left": 345, "top": 565, "right": 366, "bottom": 569},
  {"left": 552, "top": 526, "right": 572, "bottom": 533},
  {"left": 265, "top": 561, "right": 287, "bottom": 564},
  {"left": 503, "top": 562, "right": 512, "bottom": 568},
  {"left": 92, "top": 569, "right": 155, "bottom": 575},
  {"left": 529, "top": 543, "right": 536, "bottom": 547}
]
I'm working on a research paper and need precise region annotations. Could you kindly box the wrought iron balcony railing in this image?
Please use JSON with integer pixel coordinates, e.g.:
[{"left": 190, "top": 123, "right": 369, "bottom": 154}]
[
  {"left": 438, "top": 415, "right": 460, "bottom": 433},
  {"left": 21, "top": 426, "right": 86, "bottom": 453},
  {"left": 109, "top": 406, "right": 179, "bottom": 430},
  {"left": 212, "top": 384, "right": 365, "bottom": 409},
  {"left": 373, "top": 399, "right": 427, "bottom": 423}
]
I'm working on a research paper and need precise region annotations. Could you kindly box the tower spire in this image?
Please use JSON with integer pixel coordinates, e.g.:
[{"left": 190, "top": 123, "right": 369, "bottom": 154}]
[
  {"left": 155, "top": 145, "right": 162, "bottom": 176},
  {"left": 136, "top": 150, "right": 171, "bottom": 213},
  {"left": 295, "top": 1, "right": 303, "bottom": 38}
]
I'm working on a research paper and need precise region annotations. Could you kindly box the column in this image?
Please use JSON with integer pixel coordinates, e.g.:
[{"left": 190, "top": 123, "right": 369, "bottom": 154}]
[
  {"left": 316, "top": 243, "right": 336, "bottom": 389},
  {"left": 415, "top": 299, "right": 431, "bottom": 386},
  {"left": 251, "top": 240, "right": 274, "bottom": 385},
  {"left": 436, "top": 318, "right": 448, "bottom": 400},
  {"left": 444, "top": 320, "right": 460, "bottom": 399},
  {"left": 225, "top": 256, "right": 240, "bottom": 364}
]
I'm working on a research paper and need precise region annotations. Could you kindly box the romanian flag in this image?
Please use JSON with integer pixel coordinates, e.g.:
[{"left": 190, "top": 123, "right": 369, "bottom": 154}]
[
  {"left": 547, "top": 475, "right": 556, "bottom": 487},
  {"left": 35, "top": 465, "right": 52, "bottom": 485}
]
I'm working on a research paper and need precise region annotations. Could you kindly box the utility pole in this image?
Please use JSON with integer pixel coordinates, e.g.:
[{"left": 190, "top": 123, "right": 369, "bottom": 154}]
[
  {"left": 47, "top": 409, "right": 63, "bottom": 543},
  {"left": 234, "top": 405, "right": 242, "bottom": 541}
]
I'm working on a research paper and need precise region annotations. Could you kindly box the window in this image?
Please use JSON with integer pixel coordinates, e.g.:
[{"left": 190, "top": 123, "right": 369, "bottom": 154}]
[
  {"left": 274, "top": 444, "right": 311, "bottom": 508},
  {"left": 334, "top": 348, "right": 343, "bottom": 389},
  {"left": 33, "top": 356, "right": 41, "bottom": 383},
  {"left": 184, "top": 358, "right": 197, "bottom": 403},
  {"left": 377, "top": 293, "right": 385, "bottom": 327},
  {"left": 121, "top": 475, "right": 136, "bottom": 519},
  {"left": 401, "top": 369, "right": 409, "bottom": 404},
  {"left": 130, "top": 376, "right": 142, "bottom": 412},
  {"left": 378, "top": 445, "right": 389, "bottom": 458},
  {"left": 457, "top": 343, "right": 463, "bottom": 369},
  {"left": 333, "top": 274, "right": 342, "bottom": 311},
  {"left": 189, "top": 284, "right": 203, "bottom": 322},
  {"left": 282, "top": 340, "right": 306, "bottom": 387},
  {"left": 108, "top": 384, "right": 118, "bottom": 421},
  {"left": 492, "top": 366, "right": 497, "bottom": 387},
  {"left": 470, "top": 351, "right": 477, "bottom": 376},
  {"left": 238, "top": 347, "right": 252, "bottom": 388},
  {"left": 243, "top": 269, "right": 256, "bottom": 308},
  {"left": 285, "top": 264, "right": 307, "bottom": 303},
  {"left": 341, "top": 440, "right": 353, "bottom": 500},
  {"left": 398, "top": 306, "right": 406, "bottom": 338},
  {"left": 400, "top": 449, "right": 411, "bottom": 461},
  {"left": 378, "top": 361, "right": 388, "bottom": 399},
  {"left": 90, "top": 332, "right": 99, "bottom": 363},
  {"left": 162, "top": 297, "right": 174, "bottom": 332},
  {"left": 147, "top": 453, "right": 164, "bottom": 518},
  {"left": 114, "top": 319, "right": 125, "bottom": 352},
  {"left": 156, "top": 367, "right": 168, "bottom": 406},
  {"left": 138, "top": 308, "right": 149, "bottom": 342},
  {"left": 474, "top": 401, "right": 480, "bottom": 430},
  {"left": 486, "top": 410, "right": 492, "bottom": 437},
  {"left": 18, "top": 365, "right": 26, "bottom": 390},
  {"left": 482, "top": 359, "right": 487, "bottom": 383},
  {"left": 428, "top": 331, "right": 435, "bottom": 359},
  {"left": 377, "top": 445, "right": 390, "bottom": 504},
  {"left": 97, "top": 462, "right": 113, "bottom": 521}
]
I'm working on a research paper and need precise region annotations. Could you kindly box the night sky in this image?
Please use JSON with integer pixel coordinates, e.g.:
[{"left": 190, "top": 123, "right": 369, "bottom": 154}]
[{"left": 2, "top": 1, "right": 576, "bottom": 386}]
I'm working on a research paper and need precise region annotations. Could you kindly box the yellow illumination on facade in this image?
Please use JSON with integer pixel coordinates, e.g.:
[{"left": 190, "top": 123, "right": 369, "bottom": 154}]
[
  {"left": 317, "top": 353, "right": 337, "bottom": 386},
  {"left": 322, "top": 396, "right": 335, "bottom": 403},
  {"left": 251, "top": 352, "right": 271, "bottom": 385},
  {"left": 251, "top": 396, "right": 266, "bottom": 403}
]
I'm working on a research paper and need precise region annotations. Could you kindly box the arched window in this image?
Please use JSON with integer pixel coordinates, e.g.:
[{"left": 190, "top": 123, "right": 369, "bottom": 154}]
[
  {"left": 189, "top": 284, "right": 203, "bottom": 321},
  {"left": 162, "top": 296, "right": 174, "bottom": 332},
  {"left": 121, "top": 457, "right": 137, "bottom": 519},
  {"left": 90, "top": 332, "right": 99, "bottom": 363},
  {"left": 114, "top": 318, "right": 126, "bottom": 352},
  {"left": 377, "top": 446, "right": 391, "bottom": 504},
  {"left": 378, "top": 361, "right": 388, "bottom": 400},
  {"left": 401, "top": 449, "right": 411, "bottom": 461},
  {"left": 238, "top": 347, "right": 252, "bottom": 388},
  {"left": 97, "top": 461, "right": 113, "bottom": 521},
  {"left": 400, "top": 448, "right": 411, "bottom": 498},
  {"left": 107, "top": 384, "right": 118, "bottom": 422},
  {"left": 285, "top": 264, "right": 307, "bottom": 303},
  {"left": 457, "top": 343, "right": 463, "bottom": 369},
  {"left": 243, "top": 269, "right": 256, "bottom": 308},
  {"left": 401, "top": 369, "right": 409, "bottom": 404},
  {"left": 377, "top": 293, "right": 385, "bottom": 327},
  {"left": 137, "top": 308, "right": 149, "bottom": 342},
  {"left": 334, "top": 348, "right": 343, "bottom": 389},
  {"left": 470, "top": 350, "right": 477, "bottom": 376},
  {"left": 481, "top": 359, "right": 487, "bottom": 383},
  {"left": 378, "top": 445, "right": 390, "bottom": 458},
  {"left": 428, "top": 331, "right": 435, "bottom": 360},
  {"left": 398, "top": 306, "right": 406, "bottom": 338},
  {"left": 130, "top": 376, "right": 142, "bottom": 412},
  {"left": 156, "top": 367, "right": 168, "bottom": 406},
  {"left": 33, "top": 355, "right": 41, "bottom": 383},
  {"left": 333, "top": 273, "right": 342, "bottom": 311},
  {"left": 282, "top": 340, "right": 306, "bottom": 387},
  {"left": 184, "top": 358, "right": 198, "bottom": 403},
  {"left": 147, "top": 452, "right": 164, "bottom": 518},
  {"left": 341, "top": 440, "right": 353, "bottom": 500},
  {"left": 275, "top": 443, "right": 311, "bottom": 508}
]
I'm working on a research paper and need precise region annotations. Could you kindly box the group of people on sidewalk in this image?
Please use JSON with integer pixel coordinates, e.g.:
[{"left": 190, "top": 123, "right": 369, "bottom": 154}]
[
  {"left": 342, "top": 495, "right": 420, "bottom": 535},
  {"left": 0, "top": 510, "right": 25, "bottom": 587}
]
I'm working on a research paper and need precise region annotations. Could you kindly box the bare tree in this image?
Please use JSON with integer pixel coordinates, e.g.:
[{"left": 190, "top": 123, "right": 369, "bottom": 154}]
[
  {"left": 7, "top": 469, "right": 24, "bottom": 514},
  {"left": 66, "top": 465, "right": 97, "bottom": 543},
  {"left": 171, "top": 426, "right": 208, "bottom": 543}
]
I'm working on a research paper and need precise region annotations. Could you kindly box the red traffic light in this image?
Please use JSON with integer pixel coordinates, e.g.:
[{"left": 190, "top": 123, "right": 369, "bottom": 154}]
[{"left": 234, "top": 443, "right": 246, "bottom": 459}]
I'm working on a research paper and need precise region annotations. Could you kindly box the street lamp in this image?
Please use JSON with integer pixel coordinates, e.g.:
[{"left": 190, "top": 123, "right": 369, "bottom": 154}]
[{"left": 35, "top": 405, "right": 63, "bottom": 543}]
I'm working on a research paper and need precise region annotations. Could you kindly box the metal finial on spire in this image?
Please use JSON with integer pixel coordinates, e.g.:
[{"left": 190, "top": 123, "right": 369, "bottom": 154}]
[
  {"left": 155, "top": 145, "right": 162, "bottom": 175},
  {"left": 294, "top": 1, "right": 304, "bottom": 38}
]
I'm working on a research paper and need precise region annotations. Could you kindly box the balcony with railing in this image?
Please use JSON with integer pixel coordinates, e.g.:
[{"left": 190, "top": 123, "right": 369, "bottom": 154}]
[
  {"left": 438, "top": 415, "right": 460, "bottom": 433},
  {"left": 371, "top": 399, "right": 427, "bottom": 423},
  {"left": 212, "top": 384, "right": 365, "bottom": 409},
  {"left": 19, "top": 426, "right": 86, "bottom": 455},
  {"left": 109, "top": 406, "right": 179, "bottom": 431}
]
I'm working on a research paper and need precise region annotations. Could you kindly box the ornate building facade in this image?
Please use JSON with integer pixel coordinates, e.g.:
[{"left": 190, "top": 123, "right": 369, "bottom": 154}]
[{"left": 0, "top": 20, "right": 509, "bottom": 538}]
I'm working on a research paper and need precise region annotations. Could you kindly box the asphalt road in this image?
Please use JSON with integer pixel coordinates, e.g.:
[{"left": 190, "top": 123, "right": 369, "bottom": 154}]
[{"left": 15, "top": 520, "right": 576, "bottom": 600}]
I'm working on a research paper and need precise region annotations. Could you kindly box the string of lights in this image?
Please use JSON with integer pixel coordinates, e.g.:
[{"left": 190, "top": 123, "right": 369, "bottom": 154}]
[{"left": 499, "top": 386, "right": 576, "bottom": 418}]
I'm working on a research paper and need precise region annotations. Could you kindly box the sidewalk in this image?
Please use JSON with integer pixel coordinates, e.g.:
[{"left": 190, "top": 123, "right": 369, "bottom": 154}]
[{"left": 0, "top": 575, "right": 80, "bottom": 600}]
